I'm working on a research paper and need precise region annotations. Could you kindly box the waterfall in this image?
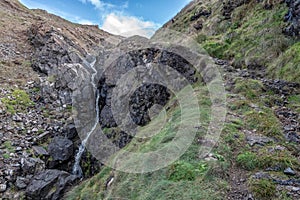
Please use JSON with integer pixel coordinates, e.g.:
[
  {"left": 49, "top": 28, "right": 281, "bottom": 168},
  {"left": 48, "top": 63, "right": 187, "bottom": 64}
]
[{"left": 72, "top": 59, "right": 99, "bottom": 178}]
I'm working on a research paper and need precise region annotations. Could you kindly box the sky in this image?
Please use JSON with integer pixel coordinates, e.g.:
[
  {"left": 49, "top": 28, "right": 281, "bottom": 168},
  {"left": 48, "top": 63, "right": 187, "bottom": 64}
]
[{"left": 19, "top": 0, "right": 192, "bottom": 38}]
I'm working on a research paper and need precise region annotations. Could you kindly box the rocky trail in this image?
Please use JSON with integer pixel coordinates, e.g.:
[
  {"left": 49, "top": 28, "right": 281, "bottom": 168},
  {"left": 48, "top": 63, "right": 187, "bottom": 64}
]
[{"left": 213, "top": 58, "right": 300, "bottom": 199}]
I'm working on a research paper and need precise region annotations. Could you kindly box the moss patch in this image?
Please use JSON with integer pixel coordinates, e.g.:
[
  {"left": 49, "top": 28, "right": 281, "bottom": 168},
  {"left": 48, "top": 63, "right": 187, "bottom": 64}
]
[{"left": 1, "top": 89, "right": 34, "bottom": 114}]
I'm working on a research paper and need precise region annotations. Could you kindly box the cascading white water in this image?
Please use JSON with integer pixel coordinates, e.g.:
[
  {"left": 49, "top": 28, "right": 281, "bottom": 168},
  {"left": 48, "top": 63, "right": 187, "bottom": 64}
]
[{"left": 72, "top": 59, "right": 99, "bottom": 178}]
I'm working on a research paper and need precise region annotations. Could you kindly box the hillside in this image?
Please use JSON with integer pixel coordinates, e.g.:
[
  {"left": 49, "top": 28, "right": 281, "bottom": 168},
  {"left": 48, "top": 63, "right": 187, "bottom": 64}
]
[
  {"left": 0, "top": 0, "right": 119, "bottom": 199},
  {"left": 67, "top": 1, "right": 300, "bottom": 200},
  {"left": 163, "top": 0, "right": 300, "bottom": 83},
  {"left": 0, "top": 0, "right": 300, "bottom": 200}
]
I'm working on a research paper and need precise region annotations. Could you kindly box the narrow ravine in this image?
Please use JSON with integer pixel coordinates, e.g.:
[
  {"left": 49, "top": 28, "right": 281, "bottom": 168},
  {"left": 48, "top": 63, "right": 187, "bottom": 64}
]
[{"left": 72, "top": 59, "right": 100, "bottom": 178}]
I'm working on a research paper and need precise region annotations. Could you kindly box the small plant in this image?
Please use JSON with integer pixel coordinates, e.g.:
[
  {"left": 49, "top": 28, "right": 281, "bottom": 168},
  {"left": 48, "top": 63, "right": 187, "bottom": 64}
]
[
  {"left": 257, "top": 148, "right": 300, "bottom": 170},
  {"left": 234, "top": 79, "right": 264, "bottom": 100},
  {"left": 250, "top": 179, "right": 276, "bottom": 200},
  {"left": 3, "top": 153, "right": 10, "bottom": 159},
  {"left": 168, "top": 161, "right": 207, "bottom": 181},
  {"left": 3, "top": 141, "right": 15, "bottom": 153},
  {"left": 237, "top": 151, "right": 258, "bottom": 170}
]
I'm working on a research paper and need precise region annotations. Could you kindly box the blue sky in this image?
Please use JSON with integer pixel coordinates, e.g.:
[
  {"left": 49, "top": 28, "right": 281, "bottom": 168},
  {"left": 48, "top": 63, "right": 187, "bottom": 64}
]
[{"left": 19, "top": 0, "right": 192, "bottom": 37}]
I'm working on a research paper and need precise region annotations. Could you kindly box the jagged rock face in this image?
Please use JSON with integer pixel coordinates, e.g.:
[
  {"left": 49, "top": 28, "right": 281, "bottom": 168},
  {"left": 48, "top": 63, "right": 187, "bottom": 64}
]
[
  {"left": 28, "top": 24, "right": 83, "bottom": 75},
  {"left": 284, "top": 0, "right": 300, "bottom": 36},
  {"left": 129, "top": 83, "right": 171, "bottom": 126},
  {"left": 26, "top": 170, "right": 77, "bottom": 200},
  {"left": 98, "top": 49, "right": 197, "bottom": 126},
  {"left": 97, "top": 40, "right": 198, "bottom": 147}
]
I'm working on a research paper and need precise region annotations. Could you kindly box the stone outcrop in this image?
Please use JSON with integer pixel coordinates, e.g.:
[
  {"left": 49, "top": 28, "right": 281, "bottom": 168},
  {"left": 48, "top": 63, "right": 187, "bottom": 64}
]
[
  {"left": 284, "top": 0, "right": 300, "bottom": 36},
  {"left": 26, "top": 170, "right": 77, "bottom": 200}
]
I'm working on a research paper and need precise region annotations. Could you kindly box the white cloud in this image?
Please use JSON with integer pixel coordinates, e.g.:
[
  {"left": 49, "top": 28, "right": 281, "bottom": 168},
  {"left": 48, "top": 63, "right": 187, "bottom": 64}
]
[
  {"left": 79, "top": 0, "right": 116, "bottom": 10},
  {"left": 101, "top": 13, "right": 160, "bottom": 38}
]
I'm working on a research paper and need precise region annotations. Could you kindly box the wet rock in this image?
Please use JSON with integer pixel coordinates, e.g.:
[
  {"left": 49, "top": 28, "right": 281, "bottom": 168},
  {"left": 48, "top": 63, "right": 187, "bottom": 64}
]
[
  {"left": 15, "top": 146, "right": 22, "bottom": 152},
  {"left": 284, "top": 167, "right": 296, "bottom": 176},
  {"left": 273, "top": 178, "right": 300, "bottom": 186},
  {"left": 26, "top": 169, "right": 77, "bottom": 200},
  {"left": 263, "top": 79, "right": 300, "bottom": 95},
  {"left": 48, "top": 136, "right": 73, "bottom": 161},
  {"left": 214, "top": 58, "right": 229, "bottom": 66},
  {"left": 286, "top": 186, "right": 300, "bottom": 192},
  {"left": 284, "top": 125, "right": 296, "bottom": 131}
]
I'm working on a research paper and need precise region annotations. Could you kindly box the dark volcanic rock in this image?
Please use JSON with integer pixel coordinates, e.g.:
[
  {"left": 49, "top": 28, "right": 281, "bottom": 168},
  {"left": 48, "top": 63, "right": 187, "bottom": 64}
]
[
  {"left": 26, "top": 169, "right": 77, "bottom": 200},
  {"left": 222, "top": 0, "right": 251, "bottom": 19},
  {"left": 21, "top": 157, "right": 45, "bottom": 175},
  {"left": 48, "top": 136, "right": 73, "bottom": 161},
  {"left": 284, "top": 0, "right": 300, "bottom": 37},
  {"left": 190, "top": 6, "right": 211, "bottom": 21},
  {"left": 63, "top": 123, "right": 78, "bottom": 140},
  {"left": 28, "top": 24, "right": 81, "bottom": 75},
  {"left": 15, "top": 176, "right": 29, "bottom": 190}
]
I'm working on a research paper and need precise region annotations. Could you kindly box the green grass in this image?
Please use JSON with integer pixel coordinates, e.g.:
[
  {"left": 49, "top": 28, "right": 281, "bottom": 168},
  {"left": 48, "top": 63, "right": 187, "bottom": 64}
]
[
  {"left": 257, "top": 146, "right": 300, "bottom": 170},
  {"left": 167, "top": 160, "right": 208, "bottom": 181},
  {"left": 189, "top": 2, "right": 300, "bottom": 83},
  {"left": 234, "top": 79, "right": 265, "bottom": 100},
  {"left": 237, "top": 151, "right": 259, "bottom": 170},
  {"left": 2, "top": 153, "right": 10, "bottom": 159},
  {"left": 245, "top": 109, "right": 282, "bottom": 137},
  {"left": 268, "top": 42, "right": 300, "bottom": 83},
  {"left": 3, "top": 141, "right": 15, "bottom": 153},
  {"left": 1, "top": 89, "right": 34, "bottom": 114},
  {"left": 250, "top": 179, "right": 276, "bottom": 200},
  {"left": 287, "top": 94, "right": 300, "bottom": 114}
]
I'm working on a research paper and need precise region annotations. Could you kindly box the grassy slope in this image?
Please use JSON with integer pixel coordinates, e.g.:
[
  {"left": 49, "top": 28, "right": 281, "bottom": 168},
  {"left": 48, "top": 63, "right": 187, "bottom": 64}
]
[
  {"left": 66, "top": 84, "right": 230, "bottom": 200},
  {"left": 168, "top": 0, "right": 299, "bottom": 83},
  {"left": 66, "top": 77, "right": 300, "bottom": 200}
]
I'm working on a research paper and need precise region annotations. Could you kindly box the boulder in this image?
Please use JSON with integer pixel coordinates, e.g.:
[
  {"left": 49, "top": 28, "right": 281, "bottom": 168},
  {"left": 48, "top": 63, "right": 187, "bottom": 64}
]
[
  {"left": 48, "top": 136, "right": 73, "bottom": 161},
  {"left": 64, "top": 123, "right": 78, "bottom": 140},
  {"left": 26, "top": 169, "right": 77, "bottom": 200}
]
